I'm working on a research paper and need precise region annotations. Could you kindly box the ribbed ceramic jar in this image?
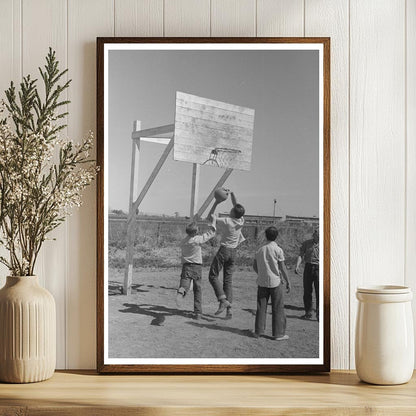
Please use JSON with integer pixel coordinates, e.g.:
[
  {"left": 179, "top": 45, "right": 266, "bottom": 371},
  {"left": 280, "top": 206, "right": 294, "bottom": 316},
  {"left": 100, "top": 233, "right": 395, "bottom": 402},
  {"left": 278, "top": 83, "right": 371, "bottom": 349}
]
[
  {"left": 355, "top": 285, "right": 414, "bottom": 385},
  {"left": 0, "top": 276, "right": 56, "bottom": 383}
]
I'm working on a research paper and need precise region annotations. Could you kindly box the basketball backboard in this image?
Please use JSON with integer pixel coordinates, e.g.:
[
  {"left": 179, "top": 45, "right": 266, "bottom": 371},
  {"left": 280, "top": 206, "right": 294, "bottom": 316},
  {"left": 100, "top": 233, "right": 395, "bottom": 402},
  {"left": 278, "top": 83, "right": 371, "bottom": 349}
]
[{"left": 173, "top": 92, "right": 255, "bottom": 171}]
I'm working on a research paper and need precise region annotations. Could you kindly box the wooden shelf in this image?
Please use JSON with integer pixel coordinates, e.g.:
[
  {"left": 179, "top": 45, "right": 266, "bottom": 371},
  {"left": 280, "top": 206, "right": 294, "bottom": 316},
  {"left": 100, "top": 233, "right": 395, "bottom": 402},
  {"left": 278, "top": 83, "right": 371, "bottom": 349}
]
[{"left": 0, "top": 370, "right": 415, "bottom": 415}]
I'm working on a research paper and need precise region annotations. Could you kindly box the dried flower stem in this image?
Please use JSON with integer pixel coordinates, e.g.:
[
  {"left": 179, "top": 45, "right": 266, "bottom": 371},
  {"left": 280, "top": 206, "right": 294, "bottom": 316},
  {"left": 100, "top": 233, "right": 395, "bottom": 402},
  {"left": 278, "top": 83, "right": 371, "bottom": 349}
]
[{"left": 0, "top": 48, "right": 96, "bottom": 276}]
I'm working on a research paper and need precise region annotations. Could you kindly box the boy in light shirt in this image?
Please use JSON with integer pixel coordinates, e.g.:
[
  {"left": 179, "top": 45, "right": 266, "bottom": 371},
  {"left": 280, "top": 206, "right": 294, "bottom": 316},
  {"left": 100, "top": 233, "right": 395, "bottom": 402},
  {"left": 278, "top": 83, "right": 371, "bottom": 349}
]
[
  {"left": 253, "top": 226, "right": 291, "bottom": 340},
  {"left": 176, "top": 217, "right": 216, "bottom": 320},
  {"left": 206, "top": 190, "right": 245, "bottom": 318}
]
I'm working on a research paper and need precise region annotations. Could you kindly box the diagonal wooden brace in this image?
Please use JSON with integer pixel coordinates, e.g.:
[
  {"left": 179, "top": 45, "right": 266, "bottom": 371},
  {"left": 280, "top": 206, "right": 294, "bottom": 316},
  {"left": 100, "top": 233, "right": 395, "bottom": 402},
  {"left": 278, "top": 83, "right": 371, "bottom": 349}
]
[
  {"left": 127, "top": 136, "right": 174, "bottom": 225},
  {"left": 194, "top": 168, "right": 233, "bottom": 220}
]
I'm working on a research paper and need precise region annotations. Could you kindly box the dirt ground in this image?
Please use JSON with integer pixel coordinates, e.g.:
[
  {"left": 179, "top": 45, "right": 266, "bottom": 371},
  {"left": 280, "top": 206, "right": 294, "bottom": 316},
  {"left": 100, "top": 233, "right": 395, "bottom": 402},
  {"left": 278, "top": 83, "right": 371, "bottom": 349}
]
[{"left": 108, "top": 266, "right": 319, "bottom": 359}]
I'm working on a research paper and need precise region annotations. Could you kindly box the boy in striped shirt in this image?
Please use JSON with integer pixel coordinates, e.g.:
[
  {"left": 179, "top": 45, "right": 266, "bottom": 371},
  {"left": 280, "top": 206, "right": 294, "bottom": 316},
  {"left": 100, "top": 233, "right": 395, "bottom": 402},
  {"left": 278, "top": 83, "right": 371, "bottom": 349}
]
[{"left": 176, "top": 217, "right": 216, "bottom": 319}]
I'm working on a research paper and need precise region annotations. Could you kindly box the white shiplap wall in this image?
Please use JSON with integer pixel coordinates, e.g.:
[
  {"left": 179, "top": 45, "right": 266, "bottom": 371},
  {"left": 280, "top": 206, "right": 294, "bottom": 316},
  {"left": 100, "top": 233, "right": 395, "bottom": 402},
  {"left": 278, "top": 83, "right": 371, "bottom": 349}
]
[{"left": 0, "top": 0, "right": 414, "bottom": 370}]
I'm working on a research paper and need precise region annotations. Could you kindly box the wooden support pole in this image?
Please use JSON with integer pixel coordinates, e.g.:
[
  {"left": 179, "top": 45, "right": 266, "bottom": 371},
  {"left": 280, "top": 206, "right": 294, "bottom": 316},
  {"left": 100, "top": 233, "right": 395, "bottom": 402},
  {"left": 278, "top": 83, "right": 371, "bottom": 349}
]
[
  {"left": 124, "top": 121, "right": 141, "bottom": 295},
  {"left": 190, "top": 163, "right": 200, "bottom": 219},
  {"left": 129, "top": 121, "right": 142, "bottom": 208},
  {"left": 195, "top": 168, "right": 233, "bottom": 219}
]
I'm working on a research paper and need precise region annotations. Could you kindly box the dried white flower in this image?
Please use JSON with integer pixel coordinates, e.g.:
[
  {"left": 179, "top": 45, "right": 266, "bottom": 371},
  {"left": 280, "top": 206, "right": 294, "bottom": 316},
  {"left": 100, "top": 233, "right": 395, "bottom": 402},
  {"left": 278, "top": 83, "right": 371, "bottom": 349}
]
[{"left": 0, "top": 49, "right": 97, "bottom": 276}]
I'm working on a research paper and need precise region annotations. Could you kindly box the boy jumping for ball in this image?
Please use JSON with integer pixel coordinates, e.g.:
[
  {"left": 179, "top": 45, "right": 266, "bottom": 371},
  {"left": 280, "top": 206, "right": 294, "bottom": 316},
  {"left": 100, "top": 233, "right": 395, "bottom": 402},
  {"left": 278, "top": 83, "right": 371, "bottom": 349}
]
[
  {"left": 206, "top": 190, "right": 245, "bottom": 318},
  {"left": 253, "top": 226, "right": 290, "bottom": 340},
  {"left": 176, "top": 217, "right": 217, "bottom": 320}
]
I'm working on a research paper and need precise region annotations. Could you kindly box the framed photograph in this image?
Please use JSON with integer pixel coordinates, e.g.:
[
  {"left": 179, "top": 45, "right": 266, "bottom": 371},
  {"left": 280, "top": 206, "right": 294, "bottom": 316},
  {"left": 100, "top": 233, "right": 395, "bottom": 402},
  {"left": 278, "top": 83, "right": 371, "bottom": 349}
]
[{"left": 97, "top": 37, "right": 330, "bottom": 373}]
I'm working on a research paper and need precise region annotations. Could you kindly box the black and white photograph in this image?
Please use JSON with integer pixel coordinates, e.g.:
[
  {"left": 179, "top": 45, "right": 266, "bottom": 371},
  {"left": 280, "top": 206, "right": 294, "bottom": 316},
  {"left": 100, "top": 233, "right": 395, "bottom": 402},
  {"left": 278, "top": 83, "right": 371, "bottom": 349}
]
[{"left": 97, "top": 39, "right": 330, "bottom": 372}]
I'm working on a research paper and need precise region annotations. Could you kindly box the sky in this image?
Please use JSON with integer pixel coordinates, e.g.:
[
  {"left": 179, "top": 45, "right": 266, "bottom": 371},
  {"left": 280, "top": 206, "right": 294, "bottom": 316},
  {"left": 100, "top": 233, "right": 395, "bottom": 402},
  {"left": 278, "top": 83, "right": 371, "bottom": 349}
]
[{"left": 108, "top": 48, "right": 319, "bottom": 218}]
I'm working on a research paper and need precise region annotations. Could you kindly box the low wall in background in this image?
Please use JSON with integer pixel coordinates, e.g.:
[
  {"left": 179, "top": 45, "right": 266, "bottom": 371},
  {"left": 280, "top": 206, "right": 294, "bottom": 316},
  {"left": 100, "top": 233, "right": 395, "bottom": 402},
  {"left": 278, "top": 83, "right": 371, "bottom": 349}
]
[{"left": 108, "top": 215, "right": 318, "bottom": 269}]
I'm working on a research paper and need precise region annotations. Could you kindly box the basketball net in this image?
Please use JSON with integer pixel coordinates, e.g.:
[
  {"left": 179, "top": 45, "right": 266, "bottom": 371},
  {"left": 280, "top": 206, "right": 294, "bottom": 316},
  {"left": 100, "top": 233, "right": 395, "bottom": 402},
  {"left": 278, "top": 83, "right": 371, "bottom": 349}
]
[{"left": 202, "top": 147, "right": 241, "bottom": 168}]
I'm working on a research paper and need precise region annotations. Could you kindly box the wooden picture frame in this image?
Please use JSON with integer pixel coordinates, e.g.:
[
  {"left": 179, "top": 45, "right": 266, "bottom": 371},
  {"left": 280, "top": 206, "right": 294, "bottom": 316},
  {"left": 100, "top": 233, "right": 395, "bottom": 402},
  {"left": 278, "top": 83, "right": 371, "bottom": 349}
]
[{"left": 97, "top": 37, "right": 330, "bottom": 374}]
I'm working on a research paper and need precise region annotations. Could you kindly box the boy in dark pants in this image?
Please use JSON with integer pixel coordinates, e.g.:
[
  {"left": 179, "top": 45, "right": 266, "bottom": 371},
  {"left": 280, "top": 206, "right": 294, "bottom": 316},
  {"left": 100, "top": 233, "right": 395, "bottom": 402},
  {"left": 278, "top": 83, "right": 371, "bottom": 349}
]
[
  {"left": 176, "top": 218, "right": 216, "bottom": 319},
  {"left": 207, "top": 191, "right": 245, "bottom": 318},
  {"left": 253, "top": 226, "right": 291, "bottom": 340},
  {"left": 295, "top": 229, "right": 319, "bottom": 321}
]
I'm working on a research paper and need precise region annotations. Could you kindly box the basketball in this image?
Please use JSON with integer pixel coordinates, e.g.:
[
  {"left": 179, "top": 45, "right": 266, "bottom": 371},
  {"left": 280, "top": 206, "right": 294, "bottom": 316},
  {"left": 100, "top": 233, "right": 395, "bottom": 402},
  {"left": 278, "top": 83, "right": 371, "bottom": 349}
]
[{"left": 214, "top": 187, "right": 229, "bottom": 203}]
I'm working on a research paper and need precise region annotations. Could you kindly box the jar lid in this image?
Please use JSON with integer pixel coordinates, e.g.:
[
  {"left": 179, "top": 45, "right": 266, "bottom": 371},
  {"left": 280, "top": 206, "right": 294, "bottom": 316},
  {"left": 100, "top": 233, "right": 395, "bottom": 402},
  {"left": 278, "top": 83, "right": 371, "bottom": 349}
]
[{"left": 357, "top": 285, "right": 411, "bottom": 294}]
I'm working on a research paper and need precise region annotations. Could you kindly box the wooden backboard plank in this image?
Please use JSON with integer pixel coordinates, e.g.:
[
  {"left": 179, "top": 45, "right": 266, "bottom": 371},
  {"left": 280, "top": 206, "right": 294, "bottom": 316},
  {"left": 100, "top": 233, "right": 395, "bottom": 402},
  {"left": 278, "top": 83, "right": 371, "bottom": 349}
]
[
  {"left": 174, "top": 141, "right": 252, "bottom": 170},
  {"left": 174, "top": 92, "right": 254, "bottom": 171},
  {"left": 176, "top": 98, "right": 255, "bottom": 120},
  {"left": 176, "top": 106, "right": 254, "bottom": 130},
  {"left": 175, "top": 119, "right": 253, "bottom": 143},
  {"left": 176, "top": 99, "right": 255, "bottom": 123},
  {"left": 175, "top": 132, "right": 253, "bottom": 153},
  {"left": 175, "top": 142, "right": 252, "bottom": 159},
  {"left": 175, "top": 144, "right": 251, "bottom": 171},
  {"left": 176, "top": 91, "right": 255, "bottom": 116}
]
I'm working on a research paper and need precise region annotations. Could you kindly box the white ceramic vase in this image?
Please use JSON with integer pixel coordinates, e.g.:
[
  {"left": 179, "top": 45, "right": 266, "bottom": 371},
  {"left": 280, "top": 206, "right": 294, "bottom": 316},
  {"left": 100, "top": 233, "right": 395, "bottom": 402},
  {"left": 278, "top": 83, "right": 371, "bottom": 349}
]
[
  {"left": 0, "top": 276, "right": 56, "bottom": 383},
  {"left": 355, "top": 285, "right": 414, "bottom": 385}
]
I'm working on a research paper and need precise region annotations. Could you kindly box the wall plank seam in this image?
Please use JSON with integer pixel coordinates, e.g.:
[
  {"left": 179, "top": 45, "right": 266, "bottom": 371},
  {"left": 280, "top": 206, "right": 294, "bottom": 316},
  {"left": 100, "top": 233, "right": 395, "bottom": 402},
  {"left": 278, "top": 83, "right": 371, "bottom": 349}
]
[
  {"left": 404, "top": 0, "right": 407, "bottom": 298},
  {"left": 210, "top": 0, "right": 212, "bottom": 36},
  {"left": 19, "top": 0, "right": 22, "bottom": 80},
  {"left": 303, "top": 0, "right": 305, "bottom": 36},
  {"left": 64, "top": 0, "right": 69, "bottom": 370},
  {"left": 348, "top": 0, "right": 351, "bottom": 369}
]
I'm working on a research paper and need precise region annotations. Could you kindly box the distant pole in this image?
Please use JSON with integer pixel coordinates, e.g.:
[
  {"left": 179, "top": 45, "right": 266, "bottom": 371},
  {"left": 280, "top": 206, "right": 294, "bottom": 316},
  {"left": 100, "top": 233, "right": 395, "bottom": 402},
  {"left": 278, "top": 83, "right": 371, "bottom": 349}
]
[{"left": 273, "top": 199, "right": 277, "bottom": 217}]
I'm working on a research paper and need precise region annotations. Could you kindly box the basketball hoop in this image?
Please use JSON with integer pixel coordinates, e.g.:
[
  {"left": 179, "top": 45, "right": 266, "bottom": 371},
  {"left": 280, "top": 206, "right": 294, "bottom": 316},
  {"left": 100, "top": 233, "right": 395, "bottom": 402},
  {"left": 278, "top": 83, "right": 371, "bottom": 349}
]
[{"left": 202, "top": 147, "right": 241, "bottom": 168}]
